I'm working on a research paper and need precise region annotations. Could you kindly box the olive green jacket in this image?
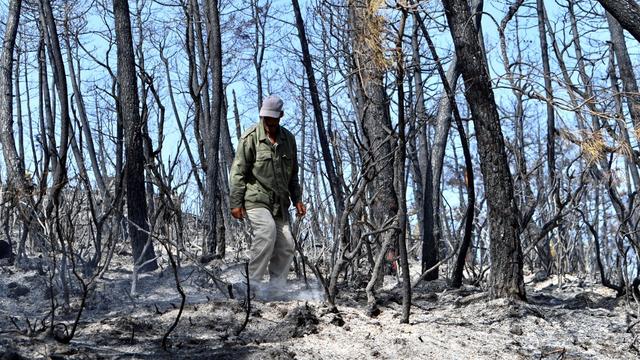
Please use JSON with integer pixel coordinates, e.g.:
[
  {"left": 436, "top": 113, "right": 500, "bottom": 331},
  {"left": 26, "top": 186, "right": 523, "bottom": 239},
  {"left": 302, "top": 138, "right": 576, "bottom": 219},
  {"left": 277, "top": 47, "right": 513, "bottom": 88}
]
[{"left": 229, "top": 120, "right": 302, "bottom": 217}]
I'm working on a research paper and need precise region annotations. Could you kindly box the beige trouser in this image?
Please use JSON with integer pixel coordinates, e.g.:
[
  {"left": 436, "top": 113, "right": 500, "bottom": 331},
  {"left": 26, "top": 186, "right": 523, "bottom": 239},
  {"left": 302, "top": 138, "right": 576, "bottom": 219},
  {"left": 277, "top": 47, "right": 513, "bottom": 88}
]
[{"left": 246, "top": 207, "right": 295, "bottom": 285}]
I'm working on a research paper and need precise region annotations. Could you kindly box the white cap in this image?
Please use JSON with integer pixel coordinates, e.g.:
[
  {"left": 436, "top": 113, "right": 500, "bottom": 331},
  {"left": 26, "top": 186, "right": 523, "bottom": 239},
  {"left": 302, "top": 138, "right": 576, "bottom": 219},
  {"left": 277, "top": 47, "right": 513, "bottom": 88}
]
[{"left": 259, "top": 95, "right": 284, "bottom": 118}]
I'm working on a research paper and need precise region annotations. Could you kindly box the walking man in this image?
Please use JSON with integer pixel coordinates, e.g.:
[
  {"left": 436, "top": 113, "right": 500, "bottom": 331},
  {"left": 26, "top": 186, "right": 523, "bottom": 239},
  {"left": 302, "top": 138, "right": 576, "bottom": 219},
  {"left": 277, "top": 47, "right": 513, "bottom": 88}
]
[{"left": 229, "top": 95, "right": 306, "bottom": 288}]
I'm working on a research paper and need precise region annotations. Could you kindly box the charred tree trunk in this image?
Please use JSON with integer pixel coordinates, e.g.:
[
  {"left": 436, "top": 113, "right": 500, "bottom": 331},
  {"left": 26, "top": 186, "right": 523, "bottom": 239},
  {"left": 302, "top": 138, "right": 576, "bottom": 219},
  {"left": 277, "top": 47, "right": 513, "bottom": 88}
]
[
  {"left": 252, "top": 0, "right": 267, "bottom": 109},
  {"left": 596, "top": 0, "right": 640, "bottom": 43},
  {"left": 63, "top": 18, "right": 109, "bottom": 199},
  {"left": 204, "top": 0, "right": 224, "bottom": 255},
  {"left": 233, "top": 89, "right": 242, "bottom": 140},
  {"left": 394, "top": 8, "right": 411, "bottom": 323},
  {"left": 113, "top": 0, "right": 158, "bottom": 272},
  {"left": 536, "top": 0, "right": 555, "bottom": 275},
  {"left": 414, "top": 0, "right": 482, "bottom": 279},
  {"left": 348, "top": 0, "right": 399, "bottom": 308},
  {"left": 14, "top": 48, "right": 24, "bottom": 173},
  {"left": 441, "top": 0, "right": 525, "bottom": 300},
  {"left": 161, "top": 48, "right": 204, "bottom": 193},
  {"left": 410, "top": 15, "right": 437, "bottom": 279},
  {"left": 292, "top": 0, "right": 345, "bottom": 214},
  {"left": 414, "top": 9, "right": 475, "bottom": 289},
  {"left": 0, "top": 0, "right": 25, "bottom": 193},
  {"left": 606, "top": 12, "right": 640, "bottom": 136}
]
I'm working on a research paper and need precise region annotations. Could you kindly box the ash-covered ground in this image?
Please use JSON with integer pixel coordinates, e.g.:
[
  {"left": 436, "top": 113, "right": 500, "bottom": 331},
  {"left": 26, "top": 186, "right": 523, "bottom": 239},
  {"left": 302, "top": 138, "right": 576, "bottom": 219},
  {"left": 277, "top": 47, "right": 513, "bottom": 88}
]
[{"left": 1, "top": 255, "right": 638, "bottom": 359}]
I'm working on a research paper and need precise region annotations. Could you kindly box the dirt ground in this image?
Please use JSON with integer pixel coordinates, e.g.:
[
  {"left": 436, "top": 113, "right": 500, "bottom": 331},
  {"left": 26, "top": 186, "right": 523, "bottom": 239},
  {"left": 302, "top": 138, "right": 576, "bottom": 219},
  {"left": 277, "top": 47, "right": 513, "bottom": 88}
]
[{"left": 1, "top": 255, "right": 639, "bottom": 359}]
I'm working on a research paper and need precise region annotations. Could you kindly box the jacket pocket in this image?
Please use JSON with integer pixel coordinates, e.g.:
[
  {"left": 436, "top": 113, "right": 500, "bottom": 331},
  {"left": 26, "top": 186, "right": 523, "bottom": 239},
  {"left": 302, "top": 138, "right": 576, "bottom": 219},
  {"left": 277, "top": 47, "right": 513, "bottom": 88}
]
[
  {"left": 245, "top": 182, "right": 271, "bottom": 205},
  {"left": 256, "top": 150, "right": 272, "bottom": 161},
  {"left": 253, "top": 150, "right": 272, "bottom": 178}
]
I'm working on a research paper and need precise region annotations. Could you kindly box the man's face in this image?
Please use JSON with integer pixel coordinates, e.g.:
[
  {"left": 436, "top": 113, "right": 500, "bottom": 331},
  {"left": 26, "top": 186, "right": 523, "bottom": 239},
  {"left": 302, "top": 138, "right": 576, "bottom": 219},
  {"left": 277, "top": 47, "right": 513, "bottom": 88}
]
[{"left": 263, "top": 116, "right": 281, "bottom": 134}]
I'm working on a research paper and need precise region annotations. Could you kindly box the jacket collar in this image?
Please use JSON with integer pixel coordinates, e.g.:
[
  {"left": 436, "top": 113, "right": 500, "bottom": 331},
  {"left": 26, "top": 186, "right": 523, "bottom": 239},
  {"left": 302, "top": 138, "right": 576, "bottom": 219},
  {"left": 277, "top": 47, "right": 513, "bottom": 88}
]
[{"left": 257, "top": 118, "right": 284, "bottom": 144}]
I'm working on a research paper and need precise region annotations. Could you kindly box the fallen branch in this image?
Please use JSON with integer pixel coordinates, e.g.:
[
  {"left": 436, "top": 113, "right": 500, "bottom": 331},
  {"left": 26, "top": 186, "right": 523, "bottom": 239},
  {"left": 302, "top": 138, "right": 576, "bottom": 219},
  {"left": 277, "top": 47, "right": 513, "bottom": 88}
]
[{"left": 411, "top": 250, "right": 457, "bottom": 289}]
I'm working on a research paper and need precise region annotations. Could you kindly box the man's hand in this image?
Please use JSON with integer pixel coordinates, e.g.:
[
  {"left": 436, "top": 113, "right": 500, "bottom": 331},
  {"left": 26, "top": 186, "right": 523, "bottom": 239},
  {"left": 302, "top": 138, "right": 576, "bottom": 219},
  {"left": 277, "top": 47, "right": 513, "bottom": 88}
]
[
  {"left": 295, "top": 202, "right": 307, "bottom": 218},
  {"left": 231, "top": 207, "right": 246, "bottom": 220}
]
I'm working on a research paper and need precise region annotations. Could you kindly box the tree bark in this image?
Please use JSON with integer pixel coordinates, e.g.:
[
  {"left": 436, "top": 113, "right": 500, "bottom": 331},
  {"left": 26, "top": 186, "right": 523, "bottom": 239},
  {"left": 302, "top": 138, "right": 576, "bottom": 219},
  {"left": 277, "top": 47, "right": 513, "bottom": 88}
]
[
  {"left": 232, "top": 89, "right": 242, "bottom": 140},
  {"left": 113, "top": 0, "right": 158, "bottom": 272},
  {"left": 252, "top": 0, "right": 267, "bottom": 109},
  {"left": 0, "top": 0, "right": 25, "bottom": 193},
  {"left": 536, "top": 0, "right": 555, "bottom": 274},
  {"left": 14, "top": 48, "right": 24, "bottom": 173},
  {"left": 348, "top": 0, "right": 399, "bottom": 308},
  {"left": 394, "top": 8, "right": 411, "bottom": 323},
  {"left": 441, "top": 0, "right": 525, "bottom": 299},
  {"left": 414, "top": 9, "right": 475, "bottom": 289},
  {"left": 204, "top": 0, "right": 224, "bottom": 255},
  {"left": 596, "top": 0, "right": 640, "bottom": 43},
  {"left": 606, "top": 12, "right": 640, "bottom": 136},
  {"left": 414, "top": 0, "right": 482, "bottom": 279},
  {"left": 63, "top": 18, "right": 109, "bottom": 199}
]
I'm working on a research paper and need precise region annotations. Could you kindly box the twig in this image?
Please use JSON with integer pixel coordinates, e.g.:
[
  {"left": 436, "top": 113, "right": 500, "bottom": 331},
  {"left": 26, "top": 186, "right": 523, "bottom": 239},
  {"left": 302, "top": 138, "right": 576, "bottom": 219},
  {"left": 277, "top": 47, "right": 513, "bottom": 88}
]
[
  {"left": 308, "top": 260, "right": 331, "bottom": 306},
  {"left": 293, "top": 228, "right": 310, "bottom": 288},
  {"left": 9, "top": 317, "right": 23, "bottom": 334},
  {"left": 540, "top": 347, "right": 565, "bottom": 359},
  {"left": 411, "top": 251, "right": 458, "bottom": 289},
  {"left": 234, "top": 262, "right": 250, "bottom": 336},
  {"left": 627, "top": 320, "right": 640, "bottom": 333},
  {"left": 161, "top": 239, "right": 186, "bottom": 350},
  {"left": 53, "top": 203, "right": 101, "bottom": 344}
]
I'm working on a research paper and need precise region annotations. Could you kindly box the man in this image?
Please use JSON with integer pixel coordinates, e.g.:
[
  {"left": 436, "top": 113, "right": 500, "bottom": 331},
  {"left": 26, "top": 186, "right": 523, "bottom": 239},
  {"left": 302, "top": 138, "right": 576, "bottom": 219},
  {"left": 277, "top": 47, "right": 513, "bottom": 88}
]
[{"left": 229, "top": 95, "right": 306, "bottom": 289}]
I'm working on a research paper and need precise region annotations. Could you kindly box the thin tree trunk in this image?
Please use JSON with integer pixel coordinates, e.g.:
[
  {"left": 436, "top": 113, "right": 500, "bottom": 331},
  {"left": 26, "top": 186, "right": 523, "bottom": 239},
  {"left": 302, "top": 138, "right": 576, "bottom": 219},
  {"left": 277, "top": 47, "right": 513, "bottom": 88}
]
[
  {"left": 233, "top": 89, "right": 242, "bottom": 140},
  {"left": 299, "top": 80, "right": 307, "bottom": 196},
  {"left": 253, "top": 0, "right": 266, "bottom": 108},
  {"left": 63, "top": 18, "right": 108, "bottom": 198},
  {"left": 160, "top": 50, "right": 204, "bottom": 193},
  {"left": 413, "top": 0, "right": 483, "bottom": 278},
  {"left": 186, "top": 0, "right": 209, "bottom": 176},
  {"left": 204, "top": 0, "right": 224, "bottom": 255},
  {"left": 113, "top": 0, "right": 158, "bottom": 272},
  {"left": 536, "top": 0, "right": 555, "bottom": 275},
  {"left": 394, "top": 8, "right": 411, "bottom": 323},
  {"left": 0, "top": 0, "right": 25, "bottom": 192},
  {"left": 24, "top": 42, "right": 39, "bottom": 182},
  {"left": 292, "top": 0, "right": 345, "bottom": 214},
  {"left": 14, "top": 48, "right": 25, "bottom": 172}
]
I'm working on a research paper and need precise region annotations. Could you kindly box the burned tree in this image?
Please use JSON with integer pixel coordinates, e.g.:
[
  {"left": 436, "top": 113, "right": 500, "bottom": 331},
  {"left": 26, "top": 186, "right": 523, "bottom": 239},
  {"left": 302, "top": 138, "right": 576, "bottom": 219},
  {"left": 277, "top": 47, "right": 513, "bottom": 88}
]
[
  {"left": 347, "top": 0, "right": 400, "bottom": 308},
  {"left": 113, "top": 0, "right": 158, "bottom": 272},
  {"left": 291, "top": 0, "right": 346, "bottom": 214},
  {"left": 0, "top": 0, "right": 25, "bottom": 194},
  {"left": 596, "top": 0, "right": 640, "bottom": 43},
  {"left": 441, "top": 0, "right": 525, "bottom": 299}
]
